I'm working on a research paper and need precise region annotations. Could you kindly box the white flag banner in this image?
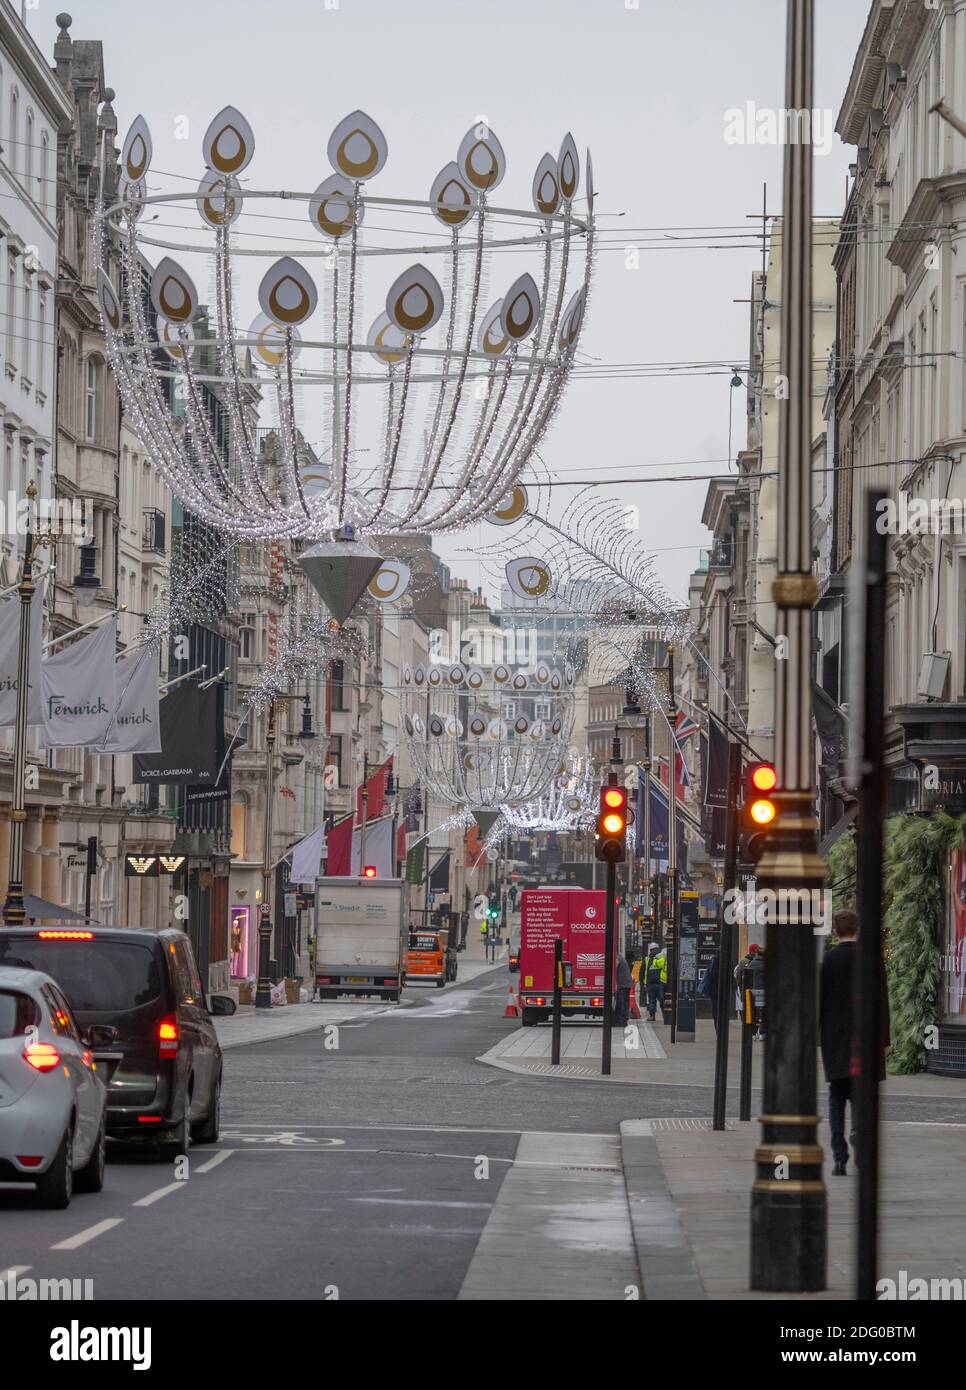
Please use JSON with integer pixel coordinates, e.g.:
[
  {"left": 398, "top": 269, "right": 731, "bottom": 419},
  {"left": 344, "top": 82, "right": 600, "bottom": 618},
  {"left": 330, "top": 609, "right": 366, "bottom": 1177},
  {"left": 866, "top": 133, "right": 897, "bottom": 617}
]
[
  {"left": 42, "top": 619, "right": 117, "bottom": 748},
  {"left": 350, "top": 814, "right": 393, "bottom": 879},
  {"left": 0, "top": 580, "right": 44, "bottom": 726},
  {"left": 290, "top": 822, "right": 326, "bottom": 886},
  {"left": 98, "top": 646, "right": 163, "bottom": 754}
]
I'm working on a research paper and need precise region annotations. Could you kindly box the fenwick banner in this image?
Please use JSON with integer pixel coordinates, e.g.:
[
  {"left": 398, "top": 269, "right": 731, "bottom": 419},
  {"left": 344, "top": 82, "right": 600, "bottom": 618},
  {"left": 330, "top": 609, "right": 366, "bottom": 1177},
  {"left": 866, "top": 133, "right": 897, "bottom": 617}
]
[
  {"left": 0, "top": 581, "right": 44, "bottom": 726},
  {"left": 41, "top": 619, "right": 117, "bottom": 748},
  {"left": 133, "top": 683, "right": 219, "bottom": 786},
  {"left": 97, "top": 646, "right": 163, "bottom": 755}
]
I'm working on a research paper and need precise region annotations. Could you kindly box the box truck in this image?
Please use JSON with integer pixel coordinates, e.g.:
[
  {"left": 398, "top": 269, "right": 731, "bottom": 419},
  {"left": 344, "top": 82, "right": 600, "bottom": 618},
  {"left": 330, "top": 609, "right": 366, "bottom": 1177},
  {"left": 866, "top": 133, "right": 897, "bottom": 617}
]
[
  {"left": 314, "top": 877, "right": 406, "bottom": 1002},
  {"left": 518, "top": 887, "right": 613, "bottom": 1026}
]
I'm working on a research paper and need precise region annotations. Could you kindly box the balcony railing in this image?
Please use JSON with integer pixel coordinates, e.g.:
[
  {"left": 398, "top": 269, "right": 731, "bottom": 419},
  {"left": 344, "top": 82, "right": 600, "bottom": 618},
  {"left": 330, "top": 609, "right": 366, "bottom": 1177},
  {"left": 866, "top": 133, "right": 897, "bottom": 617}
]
[{"left": 142, "top": 508, "right": 166, "bottom": 554}]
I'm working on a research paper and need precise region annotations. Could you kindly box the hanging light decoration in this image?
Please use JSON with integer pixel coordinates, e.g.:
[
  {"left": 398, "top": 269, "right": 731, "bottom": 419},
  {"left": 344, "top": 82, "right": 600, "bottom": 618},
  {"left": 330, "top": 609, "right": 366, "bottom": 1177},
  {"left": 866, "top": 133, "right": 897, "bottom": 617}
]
[
  {"left": 401, "top": 655, "right": 577, "bottom": 810},
  {"left": 96, "top": 109, "right": 594, "bottom": 542},
  {"left": 497, "top": 748, "right": 599, "bottom": 834}
]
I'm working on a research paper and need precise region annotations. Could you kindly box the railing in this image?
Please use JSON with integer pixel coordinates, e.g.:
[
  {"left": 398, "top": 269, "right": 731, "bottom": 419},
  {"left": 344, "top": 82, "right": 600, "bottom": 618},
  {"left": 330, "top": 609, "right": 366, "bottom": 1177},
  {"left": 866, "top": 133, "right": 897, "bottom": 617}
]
[{"left": 142, "top": 508, "right": 166, "bottom": 554}]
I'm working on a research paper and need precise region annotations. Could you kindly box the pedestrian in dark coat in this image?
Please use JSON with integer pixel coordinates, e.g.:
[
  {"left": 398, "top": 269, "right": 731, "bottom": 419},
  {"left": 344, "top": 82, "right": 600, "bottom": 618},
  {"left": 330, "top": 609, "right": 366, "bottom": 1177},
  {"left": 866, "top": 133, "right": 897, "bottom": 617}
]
[{"left": 820, "top": 910, "right": 858, "bottom": 1174}]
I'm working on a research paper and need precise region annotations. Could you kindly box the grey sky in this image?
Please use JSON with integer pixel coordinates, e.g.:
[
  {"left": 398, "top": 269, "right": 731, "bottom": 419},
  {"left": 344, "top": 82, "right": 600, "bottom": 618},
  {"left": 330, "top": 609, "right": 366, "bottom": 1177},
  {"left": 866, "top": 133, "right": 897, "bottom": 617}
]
[{"left": 28, "top": 0, "right": 868, "bottom": 606}]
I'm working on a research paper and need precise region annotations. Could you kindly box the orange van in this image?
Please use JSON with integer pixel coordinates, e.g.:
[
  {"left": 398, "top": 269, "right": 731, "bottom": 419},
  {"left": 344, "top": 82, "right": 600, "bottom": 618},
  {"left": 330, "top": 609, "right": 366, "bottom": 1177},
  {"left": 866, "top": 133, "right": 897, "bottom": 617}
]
[{"left": 405, "top": 930, "right": 446, "bottom": 988}]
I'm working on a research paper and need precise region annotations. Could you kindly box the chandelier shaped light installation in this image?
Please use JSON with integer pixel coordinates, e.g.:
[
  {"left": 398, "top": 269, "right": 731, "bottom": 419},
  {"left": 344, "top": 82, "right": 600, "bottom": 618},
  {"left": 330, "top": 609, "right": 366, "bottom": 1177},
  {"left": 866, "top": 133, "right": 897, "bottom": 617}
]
[
  {"left": 95, "top": 108, "right": 594, "bottom": 541},
  {"left": 401, "top": 657, "right": 577, "bottom": 811},
  {"left": 496, "top": 748, "right": 599, "bottom": 836}
]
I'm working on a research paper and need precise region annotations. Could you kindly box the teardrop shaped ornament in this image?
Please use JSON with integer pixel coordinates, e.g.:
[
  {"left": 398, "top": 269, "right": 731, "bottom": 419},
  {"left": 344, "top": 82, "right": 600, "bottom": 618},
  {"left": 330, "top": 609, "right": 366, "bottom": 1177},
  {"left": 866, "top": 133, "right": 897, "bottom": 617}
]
[
  {"left": 531, "top": 153, "right": 560, "bottom": 217},
  {"left": 308, "top": 174, "right": 361, "bottom": 240},
  {"left": 500, "top": 273, "right": 540, "bottom": 343},
  {"left": 386, "top": 264, "right": 444, "bottom": 335},
  {"left": 258, "top": 257, "right": 318, "bottom": 326},
  {"left": 430, "top": 162, "right": 478, "bottom": 228},
  {"left": 121, "top": 115, "right": 152, "bottom": 182},
  {"left": 327, "top": 110, "right": 388, "bottom": 180},
  {"left": 457, "top": 123, "right": 506, "bottom": 192},
  {"left": 203, "top": 106, "right": 255, "bottom": 175},
  {"left": 149, "top": 257, "right": 198, "bottom": 324}
]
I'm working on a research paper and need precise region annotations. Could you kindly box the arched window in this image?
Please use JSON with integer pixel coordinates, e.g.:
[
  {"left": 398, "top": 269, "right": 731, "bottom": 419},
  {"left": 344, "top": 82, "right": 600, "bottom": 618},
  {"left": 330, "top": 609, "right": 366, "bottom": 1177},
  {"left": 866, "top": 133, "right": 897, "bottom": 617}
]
[
  {"left": 40, "top": 132, "right": 49, "bottom": 211},
  {"left": 85, "top": 357, "right": 98, "bottom": 439},
  {"left": 9, "top": 87, "right": 18, "bottom": 174}
]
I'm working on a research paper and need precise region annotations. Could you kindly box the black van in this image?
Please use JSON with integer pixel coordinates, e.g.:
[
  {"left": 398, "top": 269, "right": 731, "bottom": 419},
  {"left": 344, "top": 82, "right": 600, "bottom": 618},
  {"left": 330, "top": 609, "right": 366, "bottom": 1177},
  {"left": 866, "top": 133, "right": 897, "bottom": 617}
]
[{"left": 0, "top": 926, "right": 235, "bottom": 1159}]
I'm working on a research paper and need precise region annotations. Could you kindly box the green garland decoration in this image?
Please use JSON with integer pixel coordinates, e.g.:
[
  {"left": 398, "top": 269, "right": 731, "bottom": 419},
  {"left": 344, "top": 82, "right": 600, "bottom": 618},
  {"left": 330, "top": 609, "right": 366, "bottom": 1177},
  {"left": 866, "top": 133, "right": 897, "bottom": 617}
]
[{"left": 823, "top": 813, "right": 963, "bottom": 1073}]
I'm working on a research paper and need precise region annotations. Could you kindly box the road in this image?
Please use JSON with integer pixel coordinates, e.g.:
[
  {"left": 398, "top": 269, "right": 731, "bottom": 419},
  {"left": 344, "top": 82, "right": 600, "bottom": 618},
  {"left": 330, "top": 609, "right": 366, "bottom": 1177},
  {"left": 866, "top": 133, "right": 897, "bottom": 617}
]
[{"left": 1, "top": 963, "right": 959, "bottom": 1300}]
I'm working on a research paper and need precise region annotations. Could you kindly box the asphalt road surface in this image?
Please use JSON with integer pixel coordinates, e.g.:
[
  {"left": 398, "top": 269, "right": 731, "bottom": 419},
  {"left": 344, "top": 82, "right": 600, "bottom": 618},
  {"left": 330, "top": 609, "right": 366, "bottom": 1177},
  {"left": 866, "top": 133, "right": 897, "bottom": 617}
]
[{"left": 1, "top": 964, "right": 960, "bottom": 1300}]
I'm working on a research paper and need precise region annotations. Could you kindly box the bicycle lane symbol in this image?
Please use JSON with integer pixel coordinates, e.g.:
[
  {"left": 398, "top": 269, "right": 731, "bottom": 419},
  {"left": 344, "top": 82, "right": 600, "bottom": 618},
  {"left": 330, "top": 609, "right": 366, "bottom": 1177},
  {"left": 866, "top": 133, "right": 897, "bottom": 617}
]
[{"left": 219, "top": 1131, "right": 346, "bottom": 1147}]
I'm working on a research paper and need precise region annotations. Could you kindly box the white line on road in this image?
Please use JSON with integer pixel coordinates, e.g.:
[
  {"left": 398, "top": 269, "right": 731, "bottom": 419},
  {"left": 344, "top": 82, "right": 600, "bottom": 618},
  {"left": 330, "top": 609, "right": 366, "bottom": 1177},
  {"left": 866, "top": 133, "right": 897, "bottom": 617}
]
[
  {"left": 3, "top": 1265, "right": 31, "bottom": 1278},
  {"left": 195, "top": 1148, "right": 235, "bottom": 1173},
  {"left": 51, "top": 1218, "right": 124, "bottom": 1251},
  {"left": 219, "top": 1122, "right": 615, "bottom": 1137},
  {"left": 350, "top": 1198, "right": 493, "bottom": 1209},
  {"left": 132, "top": 1182, "right": 186, "bottom": 1208}
]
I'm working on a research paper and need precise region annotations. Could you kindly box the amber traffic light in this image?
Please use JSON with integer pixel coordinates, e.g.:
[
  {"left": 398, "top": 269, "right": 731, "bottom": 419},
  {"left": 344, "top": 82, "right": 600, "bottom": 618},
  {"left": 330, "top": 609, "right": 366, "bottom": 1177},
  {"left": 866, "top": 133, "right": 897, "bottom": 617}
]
[
  {"left": 596, "top": 785, "right": 627, "bottom": 863},
  {"left": 741, "top": 762, "right": 778, "bottom": 863}
]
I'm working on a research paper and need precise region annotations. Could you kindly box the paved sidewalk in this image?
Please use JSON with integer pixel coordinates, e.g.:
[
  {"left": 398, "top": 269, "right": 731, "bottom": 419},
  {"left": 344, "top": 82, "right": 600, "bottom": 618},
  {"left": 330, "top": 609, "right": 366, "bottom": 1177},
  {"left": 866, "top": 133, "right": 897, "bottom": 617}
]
[
  {"left": 623, "top": 1114, "right": 966, "bottom": 1299},
  {"left": 459, "top": 1132, "right": 639, "bottom": 1301},
  {"left": 479, "top": 1020, "right": 665, "bottom": 1080}
]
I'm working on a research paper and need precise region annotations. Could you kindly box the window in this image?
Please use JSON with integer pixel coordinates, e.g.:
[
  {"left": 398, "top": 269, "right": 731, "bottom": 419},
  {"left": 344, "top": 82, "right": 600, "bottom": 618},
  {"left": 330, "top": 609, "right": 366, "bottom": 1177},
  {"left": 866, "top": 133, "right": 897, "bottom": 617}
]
[
  {"left": 9, "top": 87, "right": 17, "bottom": 175},
  {"left": 327, "top": 734, "right": 343, "bottom": 786},
  {"left": 36, "top": 289, "right": 46, "bottom": 391},
  {"left": 240, "top": 611, "right": 256, "bottom": 661},
  {"left": 85, "top": 358, "right": 97, "bottom": 439},
  {"left": 40, "top": 132, "right": 49, "bottom": 210},
  {"left": 6, "top": 258, "right": 16, "bottom": 363},
  {"left": 21, "top": 276, "right": 30, "bottom": 380},
  {"left": 25, "top": 109, "right": 33, "bottom": 184},
  {"left": 330, "top": 659, "right": 347, "bottom": 710}
]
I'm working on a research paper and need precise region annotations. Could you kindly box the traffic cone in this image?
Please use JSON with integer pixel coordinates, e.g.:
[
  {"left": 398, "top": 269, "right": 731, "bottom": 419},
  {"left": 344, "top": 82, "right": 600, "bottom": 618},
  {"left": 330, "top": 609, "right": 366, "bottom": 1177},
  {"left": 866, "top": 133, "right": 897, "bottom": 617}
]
[
  {"left": 503, "top": 984, "right": 519, "bottom": 1019},
  {"left": 629, "top": 983, "right": 642, "bottom": 1021}
]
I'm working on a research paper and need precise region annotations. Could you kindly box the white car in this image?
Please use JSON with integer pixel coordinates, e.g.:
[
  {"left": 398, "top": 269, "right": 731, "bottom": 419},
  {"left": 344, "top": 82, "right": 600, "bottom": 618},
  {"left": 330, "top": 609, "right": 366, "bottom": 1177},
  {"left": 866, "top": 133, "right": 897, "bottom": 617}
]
[{"left": 0, "top": 967, "right": 112, "bottom": 1208}]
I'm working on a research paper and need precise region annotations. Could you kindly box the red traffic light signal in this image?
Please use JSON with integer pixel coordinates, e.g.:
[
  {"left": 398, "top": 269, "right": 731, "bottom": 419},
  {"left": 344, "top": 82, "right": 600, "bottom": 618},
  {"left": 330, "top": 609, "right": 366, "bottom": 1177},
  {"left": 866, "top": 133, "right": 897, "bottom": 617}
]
[
  {"left": 363, "top": 865, "right": 377, "bottom": 878},
  {"left": 596, "top": 785, "right": 627, "bottom": 863}
]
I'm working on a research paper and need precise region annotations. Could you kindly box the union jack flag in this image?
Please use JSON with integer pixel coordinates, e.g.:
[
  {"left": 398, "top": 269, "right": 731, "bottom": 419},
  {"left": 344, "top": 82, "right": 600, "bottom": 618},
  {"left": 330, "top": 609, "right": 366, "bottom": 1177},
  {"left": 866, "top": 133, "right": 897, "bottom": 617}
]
[{"left": 671, "top": 708, "right": 699, "bottom": 789}]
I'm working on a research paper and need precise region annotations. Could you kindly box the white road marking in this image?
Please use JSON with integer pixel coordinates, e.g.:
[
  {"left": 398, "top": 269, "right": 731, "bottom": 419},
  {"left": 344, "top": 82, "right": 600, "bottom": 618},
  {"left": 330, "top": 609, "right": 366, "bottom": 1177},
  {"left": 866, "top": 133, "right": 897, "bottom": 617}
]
[
  {"left": 3, "top": 1265, "right": 31, "bottom": 1278},
  {"left": 195, "top": 1148, "right": 235, "bottom": 1173},
  {"left": 132, "top": 1181, "right": 186, "bottom": 1208},
  {"left": 219, "top": 1122, "right": 615, "bottom": 1137},
  {"left": 51, "top": 1218, "right": 124, "bottom": 1250},
  {"left": 350, "top": 1198, "right": 493, "bottom": 1209}
]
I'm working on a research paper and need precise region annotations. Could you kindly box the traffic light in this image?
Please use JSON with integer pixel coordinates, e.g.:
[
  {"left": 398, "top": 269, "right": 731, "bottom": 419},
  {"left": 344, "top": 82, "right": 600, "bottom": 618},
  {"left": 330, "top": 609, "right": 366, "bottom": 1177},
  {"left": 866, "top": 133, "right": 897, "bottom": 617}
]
[
  {"left": 595, "top": 785, "right": 627, "bottom": 863},
  {"left": 740, "top": 761, "right": 777, "bottom": 864},
  {"left": 362, "top": 865, "right": 377, "bottom": 879},
  {"left": 487, "top": 898, "right": 500, "bottom": 921}
]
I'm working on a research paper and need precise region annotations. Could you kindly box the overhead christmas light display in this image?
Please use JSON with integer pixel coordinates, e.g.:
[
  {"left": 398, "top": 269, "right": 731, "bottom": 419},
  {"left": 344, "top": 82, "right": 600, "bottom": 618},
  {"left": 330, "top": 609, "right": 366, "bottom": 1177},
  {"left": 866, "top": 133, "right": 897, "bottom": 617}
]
[
  {"left": 497, "top": 748, "right": 598, "bottom": 834},
  {"left": 401, "top": 657, "right": 577, "bottom": 811},
  {"left": 95, "top": 108, "right": 594, "bottom": 542}
]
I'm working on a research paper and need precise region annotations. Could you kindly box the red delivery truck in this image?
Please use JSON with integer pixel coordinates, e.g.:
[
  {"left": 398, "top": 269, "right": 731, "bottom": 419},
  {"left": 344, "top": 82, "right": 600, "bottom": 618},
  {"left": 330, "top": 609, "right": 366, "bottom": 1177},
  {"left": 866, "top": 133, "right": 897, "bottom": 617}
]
[{"left": 519, "top": 888, "right": 612, "bottom": 1026}]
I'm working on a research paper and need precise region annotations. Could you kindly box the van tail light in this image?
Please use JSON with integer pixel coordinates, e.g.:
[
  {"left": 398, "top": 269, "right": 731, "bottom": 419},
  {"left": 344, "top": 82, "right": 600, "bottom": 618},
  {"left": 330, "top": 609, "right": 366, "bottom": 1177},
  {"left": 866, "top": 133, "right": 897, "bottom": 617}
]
[
  {"left": 16, "top": 1155, "right": 44, "bottom": 1166},
  {"left": 158, "top": 1014, "right": 179, "bottom": 1058},
  {"left": 382, "top": 978, "right": 397, "bottom": 986},
  {"left": 23, "top": 1041, "right": 60, "bottom": 1072}
]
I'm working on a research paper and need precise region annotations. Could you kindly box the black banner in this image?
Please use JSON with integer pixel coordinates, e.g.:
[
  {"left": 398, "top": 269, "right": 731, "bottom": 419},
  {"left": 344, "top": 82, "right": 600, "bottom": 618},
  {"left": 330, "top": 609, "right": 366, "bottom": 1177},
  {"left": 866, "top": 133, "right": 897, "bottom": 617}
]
[
  {"left": 133, "top": 684, "right": 219, "bottom": 786},
  {"left": 703, "top": 718, "right": 729, "bottom": 808}
]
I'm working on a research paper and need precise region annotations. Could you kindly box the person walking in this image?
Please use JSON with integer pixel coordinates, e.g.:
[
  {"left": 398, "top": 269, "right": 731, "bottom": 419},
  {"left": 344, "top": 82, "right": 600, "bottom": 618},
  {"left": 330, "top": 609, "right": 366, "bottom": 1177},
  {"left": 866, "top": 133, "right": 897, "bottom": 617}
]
[
  {"left": 615, "top": 948, "right": 634, "bottom": 1027},
  {"left": 819, "top": 908, "right": 891, "bottom": 1176},
  {"left": 643, "top": 941, "right": 667, "bottom": 1022},
  {"left": 698, "top": 950, "right": 719, "bottom": 1031},
  {"left": 820, "top": 910, "right": 858, "bottom": 1176}
]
